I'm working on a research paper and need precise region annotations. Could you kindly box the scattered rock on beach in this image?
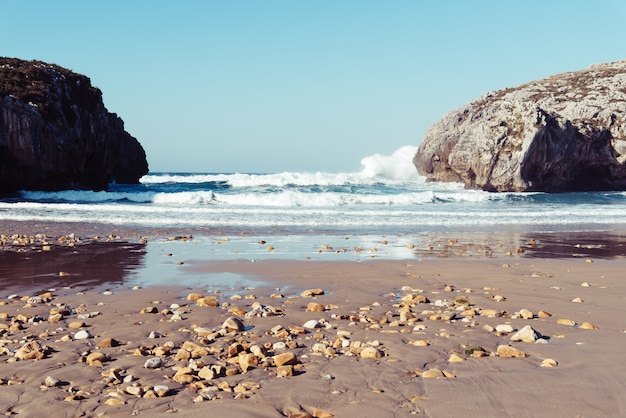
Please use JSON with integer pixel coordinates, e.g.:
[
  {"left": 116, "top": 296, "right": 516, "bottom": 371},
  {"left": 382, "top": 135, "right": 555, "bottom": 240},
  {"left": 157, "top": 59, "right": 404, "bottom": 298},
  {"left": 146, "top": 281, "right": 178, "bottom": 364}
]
[
  {"left": 144, "top": 357, "right": 163, "bottom": 369},
  {"left": 301, "top": 288, "right": 324, "bottom": 297},
  {"left": 510, "top": 325, "right": 540, "bottom": 343},
  {"left": 222, "top": 316, "right": 245, "bottom": 332},
  {"left": 496, "top": 345, "right": 527, "bottom": 358},
  {"left": 73, "top": 330, "right": 93, "bottom": 340}
]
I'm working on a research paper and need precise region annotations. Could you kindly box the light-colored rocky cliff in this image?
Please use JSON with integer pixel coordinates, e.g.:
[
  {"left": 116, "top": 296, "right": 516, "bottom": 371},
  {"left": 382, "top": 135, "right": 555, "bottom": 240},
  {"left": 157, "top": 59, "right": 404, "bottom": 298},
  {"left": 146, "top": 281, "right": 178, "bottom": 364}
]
[{"left": 413, "top": 60, "right": 626, "bottom": 192}]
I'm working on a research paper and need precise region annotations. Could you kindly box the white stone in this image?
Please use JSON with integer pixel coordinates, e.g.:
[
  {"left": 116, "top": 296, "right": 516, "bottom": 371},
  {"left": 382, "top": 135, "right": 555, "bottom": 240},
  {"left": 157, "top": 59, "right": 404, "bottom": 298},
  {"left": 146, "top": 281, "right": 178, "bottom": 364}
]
[
  {"left": 510, "top": 325, "right": 539, "bottom": 343},
  {"left": 73, "top": 330, "right": 92, "bottom": 340},
  {"left": 303, "top": 319, "right": 320, "bottom": 329},
  {"left": 144, "top": 357, "right": 163, "bottom": 369},
  {"left": 495, "top": 324, "right": 514, "bottom": 333}
]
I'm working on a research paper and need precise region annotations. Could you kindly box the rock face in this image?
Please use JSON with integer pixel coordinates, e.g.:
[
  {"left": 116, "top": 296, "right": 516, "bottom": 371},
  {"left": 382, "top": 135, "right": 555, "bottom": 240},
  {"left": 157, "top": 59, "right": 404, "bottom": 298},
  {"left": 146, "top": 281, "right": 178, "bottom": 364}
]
[
  {"left": 0, "top": 57, "right": 148, "bottom": 194},
  {"left": 414, "top": 60, "right": 626, "bottom": 192}
]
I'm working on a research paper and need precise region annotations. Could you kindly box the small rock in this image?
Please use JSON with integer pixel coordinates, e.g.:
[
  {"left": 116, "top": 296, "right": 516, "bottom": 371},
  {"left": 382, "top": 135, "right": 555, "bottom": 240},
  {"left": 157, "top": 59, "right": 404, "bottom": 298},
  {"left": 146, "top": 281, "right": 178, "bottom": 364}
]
[
  {"left": 496, "top": 345, "right": 527, "bottom": 358},
  {"left": 97, "top": 338, "right": 121, "bottom": 348},
  {"left": 239, "top": 353, "right": 258, "bottom": 372},
  {"left": 126, "top": 386, "right": 144, "bottom": 396},
  {"left": 495, "top": 324, "right": 514, "bottom": 333},
  {"left": 303, "top": 319, "right": 320, "bottom": 329},
  {"left": 187, "top": 293, "right": 203, "bottom": 301},
  {"left": 274, "top": 352, "right": 298, "bottom": 367},
  {"left": 518, "top": 309, "right": 534, "bottom": 319},
  {"left": 510, "top": 325, "right": 540, "bottom": 343},
  {"left": 144, "top": 357, "right": 163, "bottom": 369},
  {"left": 276, "top": 365, "right": 294, "bottom": 377},
  {"left": 301, "top": 288, "right": 324, "bottom": 298},
  {"left": 557, "top": 319, "right": 576, "bottom": 326},
  {"left": 360, "top": 346, "right": 382, "bottom": 359},
  {"left": 74, "top": 330, "right": 93, "bottom": 340},
  {"left": 222, "top": 317, "right": 245, "bottom": 332},
  {"left": 197, "top": 297, "right": 219, "bottom": 307},
  {"left": 421, "top": 368, "right": 445, "bottom": 379},
  {"left": 541, "top": 358, "right": 558, "bottom": 368},
  {"left": 198, "top": 366, "right": 215, "bottom": 380},
  {"left": 579, "top": 322, "right": 599, "bottom": 330},
  {"left": 86, "top": 352, "right": 107, "bottom": 366},
  {"left": 448, "top": 353, "right": 465, "bottom": 363},
  {"left": 154, "top": 385, "right": 170, "bottom": 397},
  {"left": 44, "top": 376, "right": 60, "bottom": 387},
  {"left": 306, "top": 302, "right": 325, "bottom": 312}
]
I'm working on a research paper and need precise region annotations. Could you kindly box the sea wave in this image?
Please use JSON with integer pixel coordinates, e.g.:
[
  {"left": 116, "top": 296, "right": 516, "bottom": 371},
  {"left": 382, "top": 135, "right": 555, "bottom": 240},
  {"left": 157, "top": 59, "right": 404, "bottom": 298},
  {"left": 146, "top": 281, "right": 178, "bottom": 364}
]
[{"left": 141, "top": 145, "right": 426, "bottom": 187}]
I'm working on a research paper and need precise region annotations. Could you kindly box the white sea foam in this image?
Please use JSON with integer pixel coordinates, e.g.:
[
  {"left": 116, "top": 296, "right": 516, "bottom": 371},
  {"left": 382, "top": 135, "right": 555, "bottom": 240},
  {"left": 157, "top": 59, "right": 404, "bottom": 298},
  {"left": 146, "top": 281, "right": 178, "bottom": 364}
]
[
  {"left": 141, "top": 145, "right": 427, "bottom": 187},
  {"left": 5, "top": 145, "right": 626, "bottom": 234}
]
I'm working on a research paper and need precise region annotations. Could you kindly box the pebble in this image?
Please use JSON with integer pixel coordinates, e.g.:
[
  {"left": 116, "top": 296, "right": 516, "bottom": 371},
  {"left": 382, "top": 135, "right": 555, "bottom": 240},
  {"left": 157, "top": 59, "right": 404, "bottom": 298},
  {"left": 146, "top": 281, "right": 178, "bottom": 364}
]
[
  {"left": 557, "top": 319, "right": 576, "bottom": 326},
  {"left": 518, "top": 309, "right": 534, "bottom": 319},
  {"left": 276, "top": 365, "right": 294, "bottom": 377},
  {"left": 144, "top": 357, "right": 163, "bottom": 369},
  {"left": 360, "top": 346, "right": 382, "bottom": 359},
  {"left": 44, "top": 376, "right": 60, "bottom": 387},
  {"left": 510, "top": 325, "right": 540, "bottom": 343},
  {"left": 274, "top": 352, "right": 298, "bottom": 367},
  {"left": 239, "top": 353, "right": 258, "bottom": 372},
  {"left": 306, "top": 302, "right": 325, "bottom": 312},
  {"left": 154, "top": 385, "right": 170, "bottom": 397},
  {"left": 496, "top": 345, "right": 527, "bottom": 358},
  {"left": 421, "top": 368, "right": 445, "bottom": 379},
  {"left": 495, "top": 324, "right": 514, "bottom": 333},
  {"left": 97, "top": 338, "right": 121, "bottom": 348},
  {"left": 222, "top": 317, "right": 245, "bottom": 332},
  {"left": 74, "top": 330, "right": 93, "bottom": 340},
  {"left": 303, "top": 319, "right": 321, "bottom": 329},
  {"left": 301, "top": 288, "right": 324, "bottom": 298},
  {"left": 579, "top": 322, "right": 599, "bottom": 330},
  {"left": 86, "top": 352, "right": 107, "bottom": 366},
  {"left": 448, "top": 353, "right": 465, "bottom": 362},
  {"left": 541, "top": 358, "right": 558, "bottom": 368}
]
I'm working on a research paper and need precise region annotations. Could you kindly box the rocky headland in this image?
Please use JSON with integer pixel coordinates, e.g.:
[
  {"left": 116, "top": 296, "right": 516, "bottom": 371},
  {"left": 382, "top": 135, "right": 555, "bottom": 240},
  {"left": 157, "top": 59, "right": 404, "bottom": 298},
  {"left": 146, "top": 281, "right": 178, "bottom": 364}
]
[
  {"left": 414, "top": 59, "right": 626, "bottom": 192},
  {"left": 0, "top": 57, "right": 148, "bottom": 194}
]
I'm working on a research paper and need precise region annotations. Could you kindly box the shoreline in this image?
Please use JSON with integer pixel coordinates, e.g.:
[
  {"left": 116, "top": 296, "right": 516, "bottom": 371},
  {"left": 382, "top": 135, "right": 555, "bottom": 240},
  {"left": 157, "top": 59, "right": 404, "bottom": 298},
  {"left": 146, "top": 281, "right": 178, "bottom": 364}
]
[{"left": 1, "top": 221, "right": 626, "bottom": 416}]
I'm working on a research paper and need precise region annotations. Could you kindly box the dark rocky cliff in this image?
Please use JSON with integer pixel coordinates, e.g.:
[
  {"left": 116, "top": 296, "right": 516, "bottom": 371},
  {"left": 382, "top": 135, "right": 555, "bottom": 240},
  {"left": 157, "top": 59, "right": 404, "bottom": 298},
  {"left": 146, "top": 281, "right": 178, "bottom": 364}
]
[
  {"left": 413, "top": 60, "right": 626, "bottom": 192},
  {"left": 0, "top": 57, "right": 148, "bottom": 194}
]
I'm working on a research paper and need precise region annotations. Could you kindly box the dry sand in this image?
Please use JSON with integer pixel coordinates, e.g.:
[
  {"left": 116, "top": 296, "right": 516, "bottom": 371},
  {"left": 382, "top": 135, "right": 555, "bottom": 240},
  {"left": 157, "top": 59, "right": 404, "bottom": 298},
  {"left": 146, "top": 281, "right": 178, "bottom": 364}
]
[{"left": 1, "top": 224, "right": 625, "bottom": 417}]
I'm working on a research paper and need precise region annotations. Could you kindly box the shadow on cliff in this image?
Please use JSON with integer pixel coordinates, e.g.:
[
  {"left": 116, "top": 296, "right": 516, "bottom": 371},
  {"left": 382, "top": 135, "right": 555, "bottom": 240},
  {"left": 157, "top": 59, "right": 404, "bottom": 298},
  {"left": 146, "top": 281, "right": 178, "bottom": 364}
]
[
  {"left": 520, "top": 113, "right": 624, "bottom": 192},
  {"left": 0, "top": 242, "right": 146, "bottom": 294}
]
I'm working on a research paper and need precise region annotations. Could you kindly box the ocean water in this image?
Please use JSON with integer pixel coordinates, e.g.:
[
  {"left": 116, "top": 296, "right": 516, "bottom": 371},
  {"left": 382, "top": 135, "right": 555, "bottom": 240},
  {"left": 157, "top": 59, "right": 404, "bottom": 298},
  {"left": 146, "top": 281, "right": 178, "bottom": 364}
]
[{"left": 2, "top": 146, "right": 626, "bottom": 235}]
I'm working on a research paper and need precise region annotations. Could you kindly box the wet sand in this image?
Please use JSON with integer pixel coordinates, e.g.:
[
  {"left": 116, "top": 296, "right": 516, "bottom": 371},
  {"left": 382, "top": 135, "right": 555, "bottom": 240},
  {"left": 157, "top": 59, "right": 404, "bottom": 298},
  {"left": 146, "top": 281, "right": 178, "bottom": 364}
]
[{"left": 1, "top": 222, "right": 625, "bottom": 417}]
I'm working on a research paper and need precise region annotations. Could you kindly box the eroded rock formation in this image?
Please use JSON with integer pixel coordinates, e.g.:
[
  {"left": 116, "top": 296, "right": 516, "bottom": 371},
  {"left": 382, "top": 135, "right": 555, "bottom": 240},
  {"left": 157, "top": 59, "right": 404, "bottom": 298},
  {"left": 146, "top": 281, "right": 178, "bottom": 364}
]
[
  {"left": 414, "top": 60, "right": 626, "bottom": 192},
  {"left": 0, "top": 57, "right": 148, "bottom": 194}
]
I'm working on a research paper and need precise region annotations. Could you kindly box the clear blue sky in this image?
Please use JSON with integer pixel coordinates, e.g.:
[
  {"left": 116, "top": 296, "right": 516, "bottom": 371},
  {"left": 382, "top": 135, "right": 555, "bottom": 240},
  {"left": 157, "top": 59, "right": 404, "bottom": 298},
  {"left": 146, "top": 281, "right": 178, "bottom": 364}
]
[{"left": 2, "top": 1, "right": 625, "bottom": 173}]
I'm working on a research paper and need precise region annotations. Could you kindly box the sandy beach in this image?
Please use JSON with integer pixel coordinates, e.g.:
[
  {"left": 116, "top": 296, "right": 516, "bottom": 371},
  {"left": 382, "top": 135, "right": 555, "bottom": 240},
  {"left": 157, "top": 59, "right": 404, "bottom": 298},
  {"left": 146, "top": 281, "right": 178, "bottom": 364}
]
[{"left": 1, "top": 222, "right": 625, "bottom": 417}]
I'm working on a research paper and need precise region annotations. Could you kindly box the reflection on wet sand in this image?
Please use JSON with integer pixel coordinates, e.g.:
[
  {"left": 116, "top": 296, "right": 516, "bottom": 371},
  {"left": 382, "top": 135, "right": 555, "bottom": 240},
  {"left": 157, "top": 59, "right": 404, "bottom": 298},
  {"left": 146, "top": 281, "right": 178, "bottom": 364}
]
[{"left": 0, "top": 243, "right": 146, "bottom": 294}]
